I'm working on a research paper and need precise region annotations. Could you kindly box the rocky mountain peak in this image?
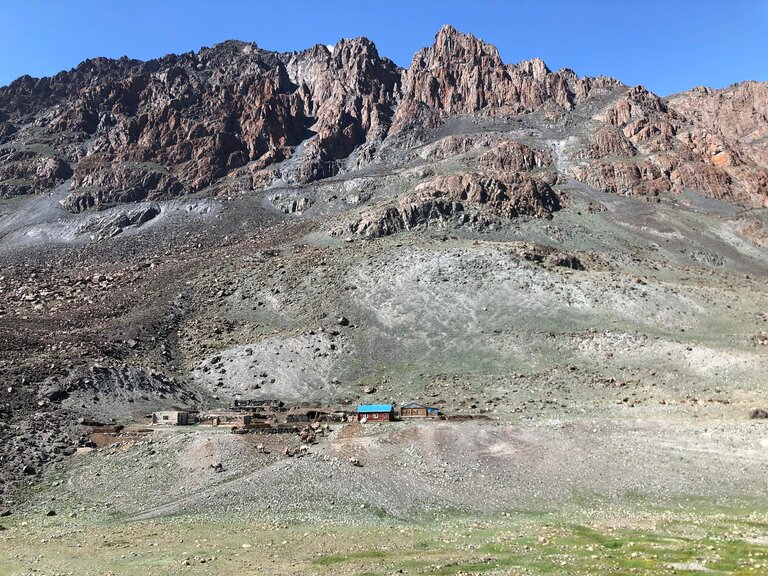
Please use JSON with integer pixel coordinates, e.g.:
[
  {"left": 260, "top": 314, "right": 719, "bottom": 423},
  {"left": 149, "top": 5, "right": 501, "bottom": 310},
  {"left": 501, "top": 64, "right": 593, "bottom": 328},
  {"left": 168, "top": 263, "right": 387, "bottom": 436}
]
[
  {"left": 429, "top": 24, "right": 504, "bottom": 68},
  {"left": 333, "top": 36, "right": 380, "bottom": 62},
  {"left": 394, "top": 26, "right": 527, "bottom": 129},
  {"left": 515, "top": 57, "right": 551, "bottom": 80},
  {"left": 391, "top": 25, "right": 626, "bottom": 133}
]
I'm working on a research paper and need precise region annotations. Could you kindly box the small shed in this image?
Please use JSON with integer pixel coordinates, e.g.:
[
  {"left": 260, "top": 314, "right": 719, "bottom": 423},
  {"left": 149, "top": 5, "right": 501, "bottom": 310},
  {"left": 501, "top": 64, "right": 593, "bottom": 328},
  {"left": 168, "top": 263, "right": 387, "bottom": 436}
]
[
  {"left": 399, "top": 402, "right": 442, "bottom": 418},
  {"left": 152, "top": 411, "right": 190, "bottom": 425},
  {"left": 357, "top": 404, "right": 395, "bottom": 422}
]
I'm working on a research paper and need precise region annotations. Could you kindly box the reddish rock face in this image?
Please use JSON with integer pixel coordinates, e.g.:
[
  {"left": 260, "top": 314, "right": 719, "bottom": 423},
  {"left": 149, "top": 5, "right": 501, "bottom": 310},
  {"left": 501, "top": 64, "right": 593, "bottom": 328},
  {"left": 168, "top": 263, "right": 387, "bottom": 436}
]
[
  {"left": 64, "top": 155, "right": 185, "bottom": 212},
  {"left": 280, "top": 38, "right": 401, "bottom": 182},
  {"left": 571, "top": 83, "right": 768, "bottom": 205},
  {"left": 0, "top": 39, "right": 401, "bottom": 208},
  {"left": 668, "top": 82, "right": 768, "bottom": 168},
  {"left": 584, "top": 128, "right": 637, "bottom": 160},
  {"left": 392, "top": 25, "right": 619, "bottom": 133},
  {"left": 666, "top": 82, "right": 768, "bottom": 206},
  {"left": 0, "top": 151, "right": 72, "bottom": 196},
  {"left": 350, "top": 170, "right": 561, "bottom": 238},
  {"left": 572, "top": 160, "right": 671, "bottom": 197},
  {"left": 591, "top": 86, "right": 681, "bottom": 158},
  {"left": 414, "top": 171, "right": 561, "bottom": 219},
  {"left": 0, "top": 26, "right": 766, "bottom": 211}
]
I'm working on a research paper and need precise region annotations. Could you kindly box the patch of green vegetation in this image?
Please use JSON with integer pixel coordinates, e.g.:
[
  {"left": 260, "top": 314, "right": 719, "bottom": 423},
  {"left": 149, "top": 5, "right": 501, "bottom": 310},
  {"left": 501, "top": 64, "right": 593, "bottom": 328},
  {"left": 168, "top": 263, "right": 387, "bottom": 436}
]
[
  {"left": 562, "top": 524, "right": 627, "bottom": 549},
  {"left": 371, "top": 506, "right": 394, "bottom": 520},
  {"left": 430, "top": 558, "right": 516, "bottom": 574},
  {"left": 3, "top": 502, "right": 767, "bottom": 575}
]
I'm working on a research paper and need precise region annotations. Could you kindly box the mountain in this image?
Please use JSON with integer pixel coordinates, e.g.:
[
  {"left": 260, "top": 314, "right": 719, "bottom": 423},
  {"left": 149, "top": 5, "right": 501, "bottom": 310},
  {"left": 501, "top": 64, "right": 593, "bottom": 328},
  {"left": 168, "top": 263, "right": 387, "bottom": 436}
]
[
  {"left": 1, "top": 26, "right": 768, "bottom": 521},
  {"left": 1, "top": 25, "right": 765, "bottom": 214}
]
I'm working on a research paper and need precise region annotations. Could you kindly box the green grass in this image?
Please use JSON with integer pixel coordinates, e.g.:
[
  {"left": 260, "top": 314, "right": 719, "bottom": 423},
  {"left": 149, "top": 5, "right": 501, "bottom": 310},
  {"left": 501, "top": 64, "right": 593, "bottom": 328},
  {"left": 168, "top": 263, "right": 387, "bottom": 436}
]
[{"left": 2, "top": 507, "right": 767, "bottom": 575}]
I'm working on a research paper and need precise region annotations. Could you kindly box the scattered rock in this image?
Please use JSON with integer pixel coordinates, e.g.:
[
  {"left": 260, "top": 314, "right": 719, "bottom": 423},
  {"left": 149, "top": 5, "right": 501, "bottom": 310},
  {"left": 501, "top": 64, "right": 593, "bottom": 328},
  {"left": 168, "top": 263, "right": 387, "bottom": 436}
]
[
  {"left": 749, "top": 408, "right": 768, "bottom": 419},
  {"left": 546, "top": 252, "right": 585, "bottom": 270}
]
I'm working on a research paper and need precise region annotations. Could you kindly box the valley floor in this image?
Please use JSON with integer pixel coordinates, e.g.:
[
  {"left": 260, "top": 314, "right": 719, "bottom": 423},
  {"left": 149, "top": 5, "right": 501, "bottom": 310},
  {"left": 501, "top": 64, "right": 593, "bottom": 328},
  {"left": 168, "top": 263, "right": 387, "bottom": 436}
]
[{"left": 2, "top": 489, "right": 767, "bottom": 575}]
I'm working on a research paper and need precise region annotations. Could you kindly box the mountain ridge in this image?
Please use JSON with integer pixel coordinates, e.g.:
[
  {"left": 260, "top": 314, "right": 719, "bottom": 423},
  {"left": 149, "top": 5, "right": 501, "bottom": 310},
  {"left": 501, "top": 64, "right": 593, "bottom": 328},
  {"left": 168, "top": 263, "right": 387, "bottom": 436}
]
[{"left": 1, "top": 25, "right": 765, "bottom": 214}]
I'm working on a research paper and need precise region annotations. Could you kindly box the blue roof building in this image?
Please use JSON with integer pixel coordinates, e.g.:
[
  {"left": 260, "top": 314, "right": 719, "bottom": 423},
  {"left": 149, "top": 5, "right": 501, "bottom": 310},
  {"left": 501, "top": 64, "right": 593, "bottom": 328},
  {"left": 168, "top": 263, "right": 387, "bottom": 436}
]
[{"left": 356, "top": 404, "right": 395, "bottom": 422}]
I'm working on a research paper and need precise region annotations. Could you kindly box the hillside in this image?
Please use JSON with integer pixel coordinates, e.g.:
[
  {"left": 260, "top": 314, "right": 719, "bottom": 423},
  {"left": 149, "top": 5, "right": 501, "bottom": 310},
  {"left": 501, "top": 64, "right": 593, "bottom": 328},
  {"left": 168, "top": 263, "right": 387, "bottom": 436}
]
[{"left": 1, "top": 26, "right": 767, "bottom": 575}]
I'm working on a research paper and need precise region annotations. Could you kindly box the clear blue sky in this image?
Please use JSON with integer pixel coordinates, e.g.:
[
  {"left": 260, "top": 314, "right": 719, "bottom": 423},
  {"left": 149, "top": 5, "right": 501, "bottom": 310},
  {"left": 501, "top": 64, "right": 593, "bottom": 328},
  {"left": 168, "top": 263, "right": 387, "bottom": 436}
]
[{"left": 1, "top": 0, "right": 766, "bottom": 95}]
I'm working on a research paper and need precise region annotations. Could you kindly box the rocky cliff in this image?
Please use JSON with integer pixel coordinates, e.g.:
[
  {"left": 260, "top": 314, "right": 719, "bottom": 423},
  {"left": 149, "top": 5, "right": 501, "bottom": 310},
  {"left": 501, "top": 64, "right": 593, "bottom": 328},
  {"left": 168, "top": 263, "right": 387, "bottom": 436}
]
[
  {"left": 392, "top": 25, "right": 621, "bottom": 133},
  {"left": 667, "top": 81, "right": 768, "bottom": 167},
  {"left": 572, "top": 84, "right": 768, "bottom": 205}
]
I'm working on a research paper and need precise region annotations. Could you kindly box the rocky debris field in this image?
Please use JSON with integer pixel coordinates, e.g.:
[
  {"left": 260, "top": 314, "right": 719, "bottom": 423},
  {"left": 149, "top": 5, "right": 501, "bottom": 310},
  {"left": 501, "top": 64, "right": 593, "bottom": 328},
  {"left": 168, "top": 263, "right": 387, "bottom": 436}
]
[{"left": 18, "top": 418, "right": 768, "bottom": 524}]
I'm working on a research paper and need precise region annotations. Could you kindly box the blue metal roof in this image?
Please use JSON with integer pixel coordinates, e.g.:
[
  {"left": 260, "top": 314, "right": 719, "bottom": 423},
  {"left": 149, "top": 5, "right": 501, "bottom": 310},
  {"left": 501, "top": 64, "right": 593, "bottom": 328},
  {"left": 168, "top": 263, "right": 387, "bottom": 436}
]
[
  {"left": 357, "top": 404, "right": 394, "bottom": 413},
  {"left": 402, "top": 402, "right": 440, "bottom": 411}
]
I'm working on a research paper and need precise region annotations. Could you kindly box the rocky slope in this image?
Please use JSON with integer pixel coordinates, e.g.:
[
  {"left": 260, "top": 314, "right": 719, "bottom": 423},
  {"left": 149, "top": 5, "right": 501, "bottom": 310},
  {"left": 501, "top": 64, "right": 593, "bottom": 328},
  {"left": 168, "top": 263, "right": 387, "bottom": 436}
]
[
  {"left": 571, "top": 84, "right": 768, "bottom": 205},
  {"left": 668, "top": 81, "right": 768, "bottom": 167},
  {"left": 1, "top": 26, "right": 768, "bottom": 509}
]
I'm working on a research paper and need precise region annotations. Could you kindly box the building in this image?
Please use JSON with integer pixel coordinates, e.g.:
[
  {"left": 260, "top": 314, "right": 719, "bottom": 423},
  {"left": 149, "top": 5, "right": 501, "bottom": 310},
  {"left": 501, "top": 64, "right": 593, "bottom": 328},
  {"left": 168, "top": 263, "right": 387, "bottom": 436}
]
[
  {"left": 199, "top": 412, "right": 253, "bottom": 428},
  {"left": 399, "top": 402, "right": 442, "bottom": 418},
  {"left": 357, "top": 404, "right": 395, "bottom": 422},
  {"left": 152, "top": 411, "right": 190, "bottom": 425}
]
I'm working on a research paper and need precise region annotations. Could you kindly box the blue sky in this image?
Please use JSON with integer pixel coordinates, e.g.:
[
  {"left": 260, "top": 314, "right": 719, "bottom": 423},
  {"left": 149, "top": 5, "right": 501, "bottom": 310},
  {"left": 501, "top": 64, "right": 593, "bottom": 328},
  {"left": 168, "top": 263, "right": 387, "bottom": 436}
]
[{"left": 0, "top": 0, "right": 766, "bottom": 95}]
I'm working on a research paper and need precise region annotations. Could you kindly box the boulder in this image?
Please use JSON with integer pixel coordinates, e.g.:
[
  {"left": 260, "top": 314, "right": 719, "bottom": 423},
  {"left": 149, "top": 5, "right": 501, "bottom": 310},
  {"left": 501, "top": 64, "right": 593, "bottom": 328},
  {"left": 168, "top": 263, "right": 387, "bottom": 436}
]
[
  {"left": 546, "top": 253, "right": 585, "bottom": 270},
  {"left": 749, "top": 408, "right": 768, "bottom": 419}
]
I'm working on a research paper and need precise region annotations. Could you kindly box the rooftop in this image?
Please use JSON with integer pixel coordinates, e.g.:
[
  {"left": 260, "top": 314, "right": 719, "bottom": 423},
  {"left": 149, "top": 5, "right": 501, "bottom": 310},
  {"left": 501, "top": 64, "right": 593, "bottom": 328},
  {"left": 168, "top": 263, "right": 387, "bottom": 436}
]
[{"left": 357, "top": 404, "right": 394, "bottom": 413}]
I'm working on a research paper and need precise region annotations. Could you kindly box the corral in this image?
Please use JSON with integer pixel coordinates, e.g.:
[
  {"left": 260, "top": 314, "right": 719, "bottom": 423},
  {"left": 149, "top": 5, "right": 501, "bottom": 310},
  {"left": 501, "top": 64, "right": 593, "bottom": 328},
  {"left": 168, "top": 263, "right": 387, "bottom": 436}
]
[{"left": 233, "top": 399, "right": 286, "bottom": 412}]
